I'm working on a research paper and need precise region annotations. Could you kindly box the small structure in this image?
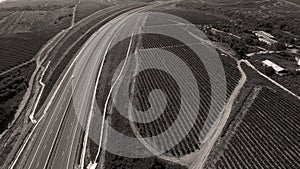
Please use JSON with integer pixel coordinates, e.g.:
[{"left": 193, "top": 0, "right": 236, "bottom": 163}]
[
  {"left": 296, "top": 56, "right": 300, "bottom": 66},
  {"left": 262, "top": 59, "right": 288, "bottom": 76},
  {"left": 254, "top": 31, "right": 277, "bottom": 45}
]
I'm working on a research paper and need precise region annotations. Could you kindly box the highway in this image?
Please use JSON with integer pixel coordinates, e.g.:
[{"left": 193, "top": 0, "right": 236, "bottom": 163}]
[{"left": 9, "top": 3, "right": 167, "bottom": 169}]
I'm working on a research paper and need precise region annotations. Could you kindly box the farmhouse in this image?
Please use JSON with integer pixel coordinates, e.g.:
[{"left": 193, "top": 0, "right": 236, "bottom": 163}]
[
  {"left": 262, "top": 59, "right": 288, "bottom": 76},
  {"left": 254, "top": 31, "right": 277, "bottom": 45}
]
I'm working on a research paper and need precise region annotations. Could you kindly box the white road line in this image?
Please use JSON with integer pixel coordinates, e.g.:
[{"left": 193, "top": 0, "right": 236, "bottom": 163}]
[
  {"left": 241, "top": 60, "right": 300, "bottom": 100},
  {"left": 79, "top": 15, "right": 131, "bottom": 169},
  {"left": 43, "top": 41, "right": 101, "bottom": 168},
  {"left": 88, "top": 4, "right": 166, "bottom": 166},
  {"left": 65, "top": 118, "right": 79, "bottom": 169},
  {"left": 26, "top": 82, "right": 72, "bottom": 169},
  {"left": 8, "top": 5, "right": 131, "bottom": 169},
  {"left": 94, "top": 21, "right": 138, "bottom": 163},
  {"left": 71, "top": 5, "right": 77, "bottom": 27},
  {"left": 66, "top": 28, "right": 109, "bottom": 168},
  {"left": 41, "top": 95, "right": 73, "bottom": 169},
  {"left": 29, "top": 61, "right": 51, "bottom": 124}
]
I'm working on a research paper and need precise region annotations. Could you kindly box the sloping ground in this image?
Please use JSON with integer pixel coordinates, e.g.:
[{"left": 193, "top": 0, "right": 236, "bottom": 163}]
[
  {"left": 0, "top": 7, "right": 73, "bottom": 35},
  {"left": 206, "top": 87, "right": 300, "bottom": 169},
  {"left": 286, "top": 0, "right": 300, "bottom": 6},
  {"left": 0, "top": 2, "right": 74, "bottom": 166},
  {"left": 0, "top": 62, "right": 36, "bottom": 165},
  {"left": 0, "top": 0, "right": 73, "bottom": 11},
  {"left": 75, "top": 1, "right": 110, "bottom": 22},
  {"left": 133, "top": 33, "right": 241, "bottom": 157},
  {"left": 0, "top": 11, "right": 14, "bottom": 20},
  {"left": 0, "top": 63, "right": 35, "bottom": 133},
  {"left": 0, "top": 32, "right": 57, "bottom": 72},
  {"left": 0, "top": 3, "right": 74, "bottom": 72},
  {"left": 152, "top": 8, "right": 226, "bottom": 25}
]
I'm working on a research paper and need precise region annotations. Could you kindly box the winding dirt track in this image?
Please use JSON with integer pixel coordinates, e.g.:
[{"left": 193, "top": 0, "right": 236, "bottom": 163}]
[{"left": 189, "top": 60, "right": 247, "bottom": 169}]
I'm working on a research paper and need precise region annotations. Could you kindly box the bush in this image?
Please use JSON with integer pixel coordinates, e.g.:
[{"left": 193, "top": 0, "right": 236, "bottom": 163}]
[{"left": 265, "top": 67, "right": 275, "bottom": 76}]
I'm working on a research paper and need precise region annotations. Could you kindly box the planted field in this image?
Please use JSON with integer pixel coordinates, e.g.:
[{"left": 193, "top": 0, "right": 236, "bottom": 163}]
[
  {"left": 0, "top": 32, "right": 57, "bottom": 72},
  {"left": 0, "top": 11, "right": 14, "bottom": 20},
  {"left": 208, "top": 87, "right": 300, "bottom": 169},
  {"left": 84, "top": 8, "right": 243, "bottom": 169},
  {"left": 75, "top": 2, "right": 109, "bottom": 22},
  {"left": 0, "top": 1, "right": 76, "bottom": 72},
  {"left": 0, "top": 0, "right": 72, "bottom": 11},
  {"left": 104, "top": 151, "right": 188, "bottom": 169},
  {"left": 152, "top": 8, "right": 226, "bottom": 25},
  {"left": 94, "top": 34, "right": 189, "bottom": 169},
  {"left": 0, "top": 7, "right": 73, "bottom": 35},
  {"left": 130, "top": 33, "right": 241, "bottom": 157},
  {"left": 287, "top": 0, "right": 300, "bottom": 5}
]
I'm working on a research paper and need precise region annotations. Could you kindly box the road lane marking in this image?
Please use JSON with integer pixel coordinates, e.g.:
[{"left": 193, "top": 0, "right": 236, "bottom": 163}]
[
  {"left": 8, "top": 5, "right": 130, "bottom": 169},
  {"left": 94, "top": 15, "right": 140, "bottom": 162},
  {"left": 45, "top": 24, "right": 112, "bottom": 169},
  {"left": 26, "top": 83, "right": 72, "bottom": 169}
]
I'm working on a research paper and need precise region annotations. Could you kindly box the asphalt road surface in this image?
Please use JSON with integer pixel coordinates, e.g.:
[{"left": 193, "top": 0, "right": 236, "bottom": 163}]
[{"left": 10, "top": 3, "right": 167, "bottom": 169}]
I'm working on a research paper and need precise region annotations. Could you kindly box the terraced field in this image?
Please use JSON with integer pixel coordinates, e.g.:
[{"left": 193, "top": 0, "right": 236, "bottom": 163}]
[{"left": 207, "top": 87, "right": 300, "bottom": 169}]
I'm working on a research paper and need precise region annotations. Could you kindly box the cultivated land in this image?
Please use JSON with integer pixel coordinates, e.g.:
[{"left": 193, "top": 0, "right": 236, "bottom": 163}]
[
  {"left": 0, "top": 1, "right": 76, "bottom": 165},
  {"left": 0, "top": 0, "right": 145, "bottom": 168},
  {"left": 204, "top": 63, "right": 300, "bottom": 169},
  {"left": 0, "top": 0, "right": 299, "bottom": 169}
]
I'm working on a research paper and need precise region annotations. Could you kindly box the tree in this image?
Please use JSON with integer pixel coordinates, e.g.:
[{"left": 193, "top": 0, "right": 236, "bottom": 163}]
[
  {"left": 151, "top": 160, "right": 165, "bottom": 169},
  {"left": 272, "top": 42, "right": 286, "bottom": 51},
  {"left": 265, "top": 67, "right": 275, "bottom": 76}
]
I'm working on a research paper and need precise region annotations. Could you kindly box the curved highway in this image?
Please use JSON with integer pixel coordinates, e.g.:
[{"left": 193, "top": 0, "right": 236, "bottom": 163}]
[{"left": 8, "top": 2, "right": 169, "bottom": 169}]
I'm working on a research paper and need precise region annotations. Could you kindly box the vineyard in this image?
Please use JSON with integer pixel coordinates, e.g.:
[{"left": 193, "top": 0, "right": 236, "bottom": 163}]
[
  {"left": 151, "top": 8, "right": 226, "bottom": 25},
  {"left": 0, "top": 32, "right": 57, "bottom": 72},
  {"left": 270, "top": 75, "right": 300, "bottom": 96},
  {"left": 75, "top": 1, "right": 110, "bottom": 22},
  {"left": 207, "top": 87, "right": 300, "bottom": 169},
  {"left": 0, "top": 1, "right": 76, "bottom": 72},
  {"left": 130, "top": 33, "right": 241, "bottom": 157},
  {"left": 0, "top": 11, "right": 14, "bottom": 20}
]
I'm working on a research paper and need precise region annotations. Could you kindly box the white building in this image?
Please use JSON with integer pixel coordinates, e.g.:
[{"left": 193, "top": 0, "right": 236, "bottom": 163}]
[
  {"left": 262, "top": 59, "right": 288, "bottom": 76},
  {"left": 254, "top": 31, "right": 277, "bottom": 45},
  {"left": 258, "top": 37, "right": 278, "bottom": 46},
  {"left": 254, "top": 31, "right": 275, "bottom": 39}
]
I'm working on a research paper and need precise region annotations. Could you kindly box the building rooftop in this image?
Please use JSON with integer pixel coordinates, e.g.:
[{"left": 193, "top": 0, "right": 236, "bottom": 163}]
[
  {"left": 254, "top": 31, "right": 275, "bottom": 39},
  {"left": 262, "top": 59, "right": 285, "bottom": 72}
]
